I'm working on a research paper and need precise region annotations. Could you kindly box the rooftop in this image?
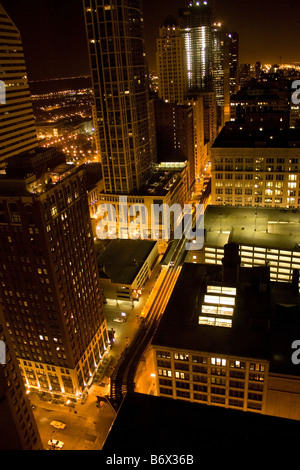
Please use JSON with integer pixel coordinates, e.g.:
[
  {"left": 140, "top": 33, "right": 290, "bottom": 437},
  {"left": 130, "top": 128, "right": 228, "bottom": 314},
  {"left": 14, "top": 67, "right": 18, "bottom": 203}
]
[
  {"left": 205, "top": 205, "right": 300, "bottom": 251},
  {"left": 212, "top": 123, "right": 300, "bottom": 148},
  {"left": 0, "top": 148, "right": 97, "bottom": 197},
  {"left": 134, "top": 168, "right": 184, "bottom": 197},
  {"left": 152, "top": 255, "right": 300, "bottom": 376},
  {"left": 160, "top": 15, "right": 178, "bottom": 28},
  {"left": 103, "top": 392, "right": 300, "bottom": 454},
  {"left": 97, "top": 239, "right": 157, "bottom": 285}
]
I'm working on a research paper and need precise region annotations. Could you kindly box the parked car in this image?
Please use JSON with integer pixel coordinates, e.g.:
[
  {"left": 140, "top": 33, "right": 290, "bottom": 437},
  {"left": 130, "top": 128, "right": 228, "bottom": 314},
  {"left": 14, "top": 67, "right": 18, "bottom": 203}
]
[
  {"left": 48, "top": 439, "right": 64, "bottom": 449},
  {"left": 50, "top": 421, "right": 66, "bottom": 429}
]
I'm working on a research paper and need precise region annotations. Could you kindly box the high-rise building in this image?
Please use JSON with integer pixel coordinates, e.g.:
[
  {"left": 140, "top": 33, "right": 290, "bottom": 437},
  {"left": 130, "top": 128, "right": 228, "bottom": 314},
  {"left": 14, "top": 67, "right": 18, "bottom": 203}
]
[
  {"left": 83, "top": 0, "right": 156, "bottom": 195},
  {"left": 187, "top": 96, "right": 209, "bottom": 190},
  {"left": 255, "top": 61, "right": 262, "bottom": 80},
  {"left": 178, "top": 2, "right": 229, "bottom": 131},
  {"left": 0, "top": 319, "right": 43, "bottom": 450},
  {"left": 228, "top": 32, "right": 239, "bottom": 96},
  {"left": 211, "top": 22, "right": 230, "bottom": 125},
  {"left": 179, "top": 1, "right": 214, "bottom": 94},
  {"left": 0, "top": 148, "right": 109, "bottom": 398},
  {"left": 156, "top": 15, "right": 188, "bottom": 105},
  {"left": 239, "top": 63, "right": 252, "bottom": 87},
  {"left": 0, "top": 4, "right": 38, "bottom": 168},
  {"left": 229, "top": 79, "right": 290, "bottom": 125},
  {"left": 200, "top": 90, "right": 218, "bottom": 144},
  {"left": 154, "top": 100, "right": 195, "bottom": 191}
]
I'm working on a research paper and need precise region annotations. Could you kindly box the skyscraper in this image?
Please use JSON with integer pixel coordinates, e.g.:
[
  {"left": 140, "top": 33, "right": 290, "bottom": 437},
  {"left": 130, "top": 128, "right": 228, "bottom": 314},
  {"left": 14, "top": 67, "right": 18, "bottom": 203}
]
[
  {"left": 0, "top": 319, "right": 43, "bottom": 450},
  {"left": 0, "top": 149, "right": 108, "bottom": 398},
  {"left": 0, "top": 4, "right": 38, "bottom": 168},
  {"left": 154, "top": 100, "right": 195, "bottom": 190},
  {"left": 228, "top": 32, "right": 239, "bottom": 96},
  {"left": 156, "top": 15, "right": 187, "bottom": 104},
  {"left": 179, "top": 1, "right": 213, "bottom": 94},
  {"left": 83, "top": 0, "right": 156, "bottom": 195},
  {"left": 211, "top": 22, "right": 230, "bottom": 125}
]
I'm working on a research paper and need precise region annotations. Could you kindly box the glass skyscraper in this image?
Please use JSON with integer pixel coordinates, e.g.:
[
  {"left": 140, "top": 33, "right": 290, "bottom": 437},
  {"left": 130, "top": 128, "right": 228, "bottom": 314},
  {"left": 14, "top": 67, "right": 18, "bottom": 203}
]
[
  {"left": 0, "top": 4, "right": 38, "bottom": 168},
  {"left": 179, "top": 0, "right": 214, "bottom": 93},
  {"left": 83, "top": 0, "right": 156, "bottom": 195}
]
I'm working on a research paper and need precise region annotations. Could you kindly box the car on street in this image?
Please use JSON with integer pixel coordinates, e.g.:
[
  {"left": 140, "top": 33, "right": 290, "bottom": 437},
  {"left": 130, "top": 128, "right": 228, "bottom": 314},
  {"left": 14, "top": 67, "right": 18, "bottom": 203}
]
[
  {"left": 113, "top": 317, "right": 126, "bottom": 322},
  {"left": 48, "top": 439, "right": 64, "bottom": 449},
  {"left": 50, "top": 421, "right": 66, "bottom": 429}
]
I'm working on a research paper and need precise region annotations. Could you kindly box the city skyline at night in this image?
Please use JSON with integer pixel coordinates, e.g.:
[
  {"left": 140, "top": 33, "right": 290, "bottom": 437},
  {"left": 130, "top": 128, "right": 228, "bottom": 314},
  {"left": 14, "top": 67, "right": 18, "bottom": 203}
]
[
  {"left": 1, "top": 0, "right": 300, "bottom": 80},
  {"left": 1, "top": 0, "right": 300, "bottom": 458}
]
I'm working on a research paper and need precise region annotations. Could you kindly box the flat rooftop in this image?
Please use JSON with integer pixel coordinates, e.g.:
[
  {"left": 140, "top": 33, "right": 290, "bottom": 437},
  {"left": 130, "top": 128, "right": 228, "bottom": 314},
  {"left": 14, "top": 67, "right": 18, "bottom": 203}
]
[
  {"left": 97, "top": 239, "right": 157, "bottom": 285},
  {"left": 152, "top": 261, "right": 300, "bottom": 376},
  {"left": 134, "top": 168, "right": 183, "bottom": 197},
  {"left": 204, "top": 205, "right": 300, "bottom": 251},
  {"left": 212, "top": 124, "right": 300, "bottom": 148},
  {"left": 103, "top": 392, "right": 300, "bottom": 454}
]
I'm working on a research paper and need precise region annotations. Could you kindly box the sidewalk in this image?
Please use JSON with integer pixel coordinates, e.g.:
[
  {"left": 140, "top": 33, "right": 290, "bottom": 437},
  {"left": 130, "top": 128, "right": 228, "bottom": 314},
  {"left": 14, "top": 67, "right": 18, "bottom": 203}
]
[{"left": 30, "top": 258, "right": 165, "bottom": 419}]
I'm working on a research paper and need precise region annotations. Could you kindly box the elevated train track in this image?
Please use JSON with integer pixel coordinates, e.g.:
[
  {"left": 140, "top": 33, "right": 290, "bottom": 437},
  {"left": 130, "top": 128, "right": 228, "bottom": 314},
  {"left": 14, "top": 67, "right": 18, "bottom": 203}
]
[
  {"left": 110, "top": 236, "right": 185, "bottom": 409},
  {"left": 109, "top": 206, "right": 204, "bottom": 409}
]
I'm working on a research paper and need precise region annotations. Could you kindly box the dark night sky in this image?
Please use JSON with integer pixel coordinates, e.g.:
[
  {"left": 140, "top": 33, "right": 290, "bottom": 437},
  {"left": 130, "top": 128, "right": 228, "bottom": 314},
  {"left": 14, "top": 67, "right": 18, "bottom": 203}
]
[{"left": 1, "top": 0, "right": 300, "bottom": 80}]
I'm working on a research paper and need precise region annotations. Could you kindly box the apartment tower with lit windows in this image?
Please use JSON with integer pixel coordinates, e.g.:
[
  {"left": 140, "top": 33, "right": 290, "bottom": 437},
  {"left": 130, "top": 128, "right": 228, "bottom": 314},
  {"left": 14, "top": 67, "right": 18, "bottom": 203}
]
[
  {"left": 0, "top": 149, "right": 109, "bottom": 398},
  {"left": 156, "top": 15, "right": 188, "bottom": 105},
  {"left": 83, "top": 0, "right": 156, "bottom": 195},
  {"left": 0, "top": 4, "right": 38, "bottom": 168},
  {"left": 211, "top": 22, "right": 230, "bottom": 125}
]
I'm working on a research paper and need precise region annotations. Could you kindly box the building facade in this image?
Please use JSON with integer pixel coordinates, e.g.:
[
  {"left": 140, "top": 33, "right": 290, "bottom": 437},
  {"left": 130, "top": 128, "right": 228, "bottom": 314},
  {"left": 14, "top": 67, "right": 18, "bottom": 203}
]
[
  {"left": 0, "top": 152, "right": 109, "bottom": 398},
  {"left": 211, "top": 22, "right": 230, "bottom": 125},
  {"left": 83, "top": 0, "right": 156, "bottom": 194},
  {"left": 0, "top": 318, "right": 43, "bottom": 450},
  {"left": 228, "top": 32, "right": 239, "bottom": 96},
  {"left": 154, "top": 347, "right": 269, "bottom": 413},
  {"left": 156, "top": 16, "right": 187, "bottom": 104},
  {"left": 0, "top": 4, "right": 38, "bottom": 167},
  {"left": 95, "top": 164, "right": 190, "bottom": 249},
  {"left": 98, "top": 239, "right": 158, "bottom": 302},
  {"left": 179, "top": 1, "right": 213, "bottom": 94},
  {"left": 154, "top": 100, "right": 195, "bottom": 191},
  {"left": 211, "top": 124, "right": 300, "bottom": 208},
  {"left": 152, "top": 246, "right": 300, "bottom": 420}
]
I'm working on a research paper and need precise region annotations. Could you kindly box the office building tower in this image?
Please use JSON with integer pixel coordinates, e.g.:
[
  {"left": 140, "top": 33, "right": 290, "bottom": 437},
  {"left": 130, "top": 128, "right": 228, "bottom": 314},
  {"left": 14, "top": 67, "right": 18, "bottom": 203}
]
[
  {"left": 187, "top": 96, "right": 208, "bottom": 190},
  {"left": 0, "top": 4, "right": 38, "bottom": 168},
  {"left": 211, "top": 22, "right": 230, "bottom": 125},
  {"left": 0, "top": 318, "right": 43, "bottom": 450},
  {"left": 255, "top": 61, "right": 262, "bottom": 80},
  {"left": 156, "top": 15, "right": 188, "bottom": 104},
  {"left": 230, "top": 79, "right": 290, "bottom": 126},
  {"left": 200, "top": 90, "right": 218, "bottom": 144},
  {"left": 239, "top": 63, "right": 252, "bottom": 87},
  {"left": 228, "top": 32, "right": 239, "bottom": 96},
  {"left": 0, "top": 148, "right": 109, "bottom": 398},
  {"left": 83, "top": 0, "right": 156, "bottom": 194},
  {"left": 154, "top": 100, "right": 195, "bottom": 191},
  {"left": 179, "top": 1, "right": 213, "bottom": 94},
  {"left": 211, "top": 123, "right": 300, "bottom": 208}
]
